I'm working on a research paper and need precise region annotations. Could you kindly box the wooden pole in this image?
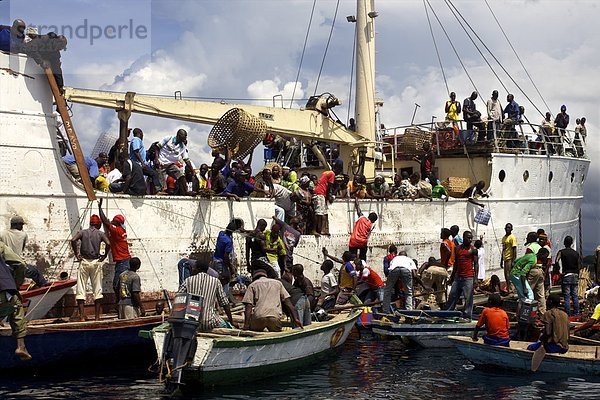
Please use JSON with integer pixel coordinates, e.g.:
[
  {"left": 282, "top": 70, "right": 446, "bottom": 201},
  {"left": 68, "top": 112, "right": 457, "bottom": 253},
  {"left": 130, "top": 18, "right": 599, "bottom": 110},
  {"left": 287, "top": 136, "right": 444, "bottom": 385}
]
[{"left": 44, "top": 68, "right": 96, "bottom": 201}]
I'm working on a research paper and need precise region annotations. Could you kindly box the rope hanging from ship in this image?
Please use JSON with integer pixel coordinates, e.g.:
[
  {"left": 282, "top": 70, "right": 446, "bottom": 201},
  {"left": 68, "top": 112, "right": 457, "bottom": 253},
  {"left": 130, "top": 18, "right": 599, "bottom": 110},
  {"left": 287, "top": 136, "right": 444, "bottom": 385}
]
[{"left": 24, "top": 200, "right": 95, "bottom": 316}]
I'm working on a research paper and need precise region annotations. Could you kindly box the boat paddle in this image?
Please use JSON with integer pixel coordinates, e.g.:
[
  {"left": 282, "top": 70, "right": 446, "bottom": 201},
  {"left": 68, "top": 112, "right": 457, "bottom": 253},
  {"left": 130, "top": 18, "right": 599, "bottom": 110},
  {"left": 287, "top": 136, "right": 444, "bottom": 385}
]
[{"left": 531, "top": 345, "right": 546, "bottom": 372}]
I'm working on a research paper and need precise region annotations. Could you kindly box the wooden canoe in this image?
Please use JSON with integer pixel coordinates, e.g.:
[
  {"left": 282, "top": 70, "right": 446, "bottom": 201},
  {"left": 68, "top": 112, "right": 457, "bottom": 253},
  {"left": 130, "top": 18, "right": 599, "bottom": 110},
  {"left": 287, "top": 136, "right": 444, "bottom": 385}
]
[
  {"left": 0, "top": 314, "right": 163, "bottom": 370},
  {"left": 149, "top": 308, "right": 362, "bottom": 387},
  {"left": 450, "top": 336, "right": 600, "bottom": 375}
]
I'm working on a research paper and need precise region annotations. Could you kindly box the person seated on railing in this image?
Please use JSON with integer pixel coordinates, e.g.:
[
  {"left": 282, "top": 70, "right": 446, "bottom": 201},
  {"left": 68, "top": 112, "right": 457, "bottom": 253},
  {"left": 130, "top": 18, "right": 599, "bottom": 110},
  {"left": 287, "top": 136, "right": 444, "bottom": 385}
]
[
  {"left": 62, "top": 154, "right": 99, "bottom": 185},
  {"left": 367, "top": 175, "right": 389, "bottom": 200},
  {"left": 109, "top": 153, "right": 147, "bottom": 196},
  {"left": 410, "top": 172, "right": 432, "bottom": 200},
  {"left": 390, "top": 173, "right": 403, "bottom": 199},
  {"left": 462, "top": 92, "right": 484, "bottom": 145},
  {"left": 539, "top": 112, "right": 556, "bottom": 155},
  {"left": 95, "top": 152, "right": 109, "bottom": 175},
  {"left": 197, "top": 163, "right": 209, "bottom": 189},
  {"left": 155, "top": 129, "right": 196, "bottom": 196},
  {"left": 21, "top": 29, "right": 68, "bottom": 92},
  {"left": 222, "top": 170, "right": 255, "bottom": 201},
  {"left": 0, "top": 19, "right": 25, "bottom": 53},
  {"left": 348, "top": 174, "right": 368, "bottom": 199},
  {"left": 209, "top": 157, "right": 228, "bottom": 195},
  {"left": 398, "top": 171, "right": 417, "bottom": 199},
  {"left": 430, "top": 174, "right": 449, "bottom": 201},
  {"left": 553, "top": 105, "right": 570, "bottom": 154},
  {"left": 281, "top": 166, "right": 298, "bottom": 192},
  {"left": 295, "top": 177, "right": 313, "bottom": 234},
  {"left": 335, "top": 174, "right": 350, "bottom": 198},
  {"left": 252, "top": 168, "right": 273, "bottom": 199},
  {"left": 445, "top": 92, "right": 461, "bottom": 137}
]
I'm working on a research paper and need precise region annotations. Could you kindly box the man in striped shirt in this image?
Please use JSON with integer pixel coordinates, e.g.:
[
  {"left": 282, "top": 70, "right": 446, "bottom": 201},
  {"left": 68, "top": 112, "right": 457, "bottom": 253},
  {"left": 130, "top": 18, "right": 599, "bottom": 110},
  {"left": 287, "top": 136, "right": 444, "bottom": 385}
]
[{"left": 178, "top": 261, "right": 236, "bottom": 331}]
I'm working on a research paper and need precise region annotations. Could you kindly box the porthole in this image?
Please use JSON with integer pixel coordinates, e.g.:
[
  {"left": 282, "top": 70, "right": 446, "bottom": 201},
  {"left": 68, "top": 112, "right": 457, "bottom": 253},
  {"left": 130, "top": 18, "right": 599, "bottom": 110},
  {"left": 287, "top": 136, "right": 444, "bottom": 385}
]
[
  {"left": 499, "top": 170, "right": 506, "bottom": 182},
  {"left": 582, "top": 174, "right": 585, "bottom": 183},
  {"left": 523, "top": 170, "right": 529, "bottom": 182},
  {"left": 570, "top": 172, "right": 575, "bottom": 183},
  {"left": 549, "top": 171, "right": 553, "bottom": 182}
]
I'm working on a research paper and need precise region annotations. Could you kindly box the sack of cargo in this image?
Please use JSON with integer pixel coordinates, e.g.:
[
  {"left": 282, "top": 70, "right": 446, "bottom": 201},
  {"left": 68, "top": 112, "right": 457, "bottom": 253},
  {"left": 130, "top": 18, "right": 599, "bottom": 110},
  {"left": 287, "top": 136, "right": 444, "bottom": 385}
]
[
  {"left": 474, "top": 207, "right": 491, "bottom": 226},
  {"left": 442, "top": 177, "right": 471, "bottom": 198},
  {"left": 396, "top": 127, "right": 432, "bottom": 155}
]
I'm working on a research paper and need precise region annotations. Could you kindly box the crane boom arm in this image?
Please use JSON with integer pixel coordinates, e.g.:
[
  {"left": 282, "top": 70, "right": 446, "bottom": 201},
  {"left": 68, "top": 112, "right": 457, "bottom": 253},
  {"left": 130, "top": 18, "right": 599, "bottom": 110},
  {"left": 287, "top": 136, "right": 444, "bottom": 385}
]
[{"left": 62, "top": 87, "right": 369, "bottom": 146}]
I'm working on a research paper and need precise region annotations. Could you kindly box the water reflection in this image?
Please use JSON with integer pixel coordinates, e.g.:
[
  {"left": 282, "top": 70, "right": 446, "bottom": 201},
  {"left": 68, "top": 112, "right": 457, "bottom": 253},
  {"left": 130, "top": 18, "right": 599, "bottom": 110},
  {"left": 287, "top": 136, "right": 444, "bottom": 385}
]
[{"left": 1, "top": 336, "right": 600, "bottom": 399}]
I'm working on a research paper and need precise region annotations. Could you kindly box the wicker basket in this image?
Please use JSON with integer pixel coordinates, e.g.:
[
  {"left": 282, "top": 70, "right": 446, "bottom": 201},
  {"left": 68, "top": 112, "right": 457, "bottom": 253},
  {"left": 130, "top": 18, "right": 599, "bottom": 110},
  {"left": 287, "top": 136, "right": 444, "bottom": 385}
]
[
  {"left": 442, "top": 177, "right": 471, "bottom": 198},
  {"left": 208, "top": 108, "right": 267, "bottom": 159},
  {"left": 396, "top": 127, "right": 432, "bottom": 155}
]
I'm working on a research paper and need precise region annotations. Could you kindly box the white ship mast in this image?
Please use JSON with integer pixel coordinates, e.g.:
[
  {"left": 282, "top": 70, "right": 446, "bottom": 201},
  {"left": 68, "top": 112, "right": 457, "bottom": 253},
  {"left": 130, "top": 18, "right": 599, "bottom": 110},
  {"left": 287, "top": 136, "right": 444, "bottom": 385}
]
[{"left": 354, "top": 0, "right": 377, "bottom": 148}]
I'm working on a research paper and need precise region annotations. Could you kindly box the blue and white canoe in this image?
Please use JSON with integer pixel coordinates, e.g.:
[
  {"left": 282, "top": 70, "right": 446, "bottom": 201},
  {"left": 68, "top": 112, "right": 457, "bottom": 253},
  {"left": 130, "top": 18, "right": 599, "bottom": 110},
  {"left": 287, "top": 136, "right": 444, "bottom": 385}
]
[
  {"left": 370, "top": 310, "right": 476, "bottom": 348},
  {"left": 450, "top": 336, "right": 600, "bottom": 375},
  {"left": 1, "top": 315, "right": 162, "bottom": 370}
]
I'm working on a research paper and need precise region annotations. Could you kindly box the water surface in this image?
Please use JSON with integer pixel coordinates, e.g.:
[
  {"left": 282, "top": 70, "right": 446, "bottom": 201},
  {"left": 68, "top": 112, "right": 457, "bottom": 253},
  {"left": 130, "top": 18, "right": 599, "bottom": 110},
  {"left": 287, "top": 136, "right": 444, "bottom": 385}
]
[{"left": 1, "top": 335, "right": 599, "bottom": 399}]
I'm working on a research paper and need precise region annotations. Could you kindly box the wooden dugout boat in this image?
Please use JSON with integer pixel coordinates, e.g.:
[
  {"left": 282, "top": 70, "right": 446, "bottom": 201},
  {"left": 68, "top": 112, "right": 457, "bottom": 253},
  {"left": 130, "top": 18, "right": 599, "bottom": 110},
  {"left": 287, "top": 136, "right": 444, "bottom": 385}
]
[
  {"left": 147, "top": 308, "right": 362, "bottom": 387},
  {"left": 450, "top": 336, "right": 600, "bottom": 375},
  {"left": 0, "top": 315, "right": 162, "bottom": 370},
  {"left": 20, "top": 279, "right": 77, "bottom": 321},
  {"left": 370, "top": 310, "right": 477, "bottom": 348}
]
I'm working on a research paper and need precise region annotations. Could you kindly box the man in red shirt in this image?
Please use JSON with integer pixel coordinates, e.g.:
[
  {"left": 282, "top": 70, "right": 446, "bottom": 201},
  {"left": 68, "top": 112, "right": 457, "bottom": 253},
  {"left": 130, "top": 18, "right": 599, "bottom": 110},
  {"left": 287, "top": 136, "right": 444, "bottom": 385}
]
[
  {"left": 446, "top": 231, "right": 478, "bottom": 319},
  {"left": 310, "top": 170, "right": 335, "bottom": 236},
  {"left": 349, "top": 198, "right": 378, "bottom": 261},
  {"left": 99, "top": 199, "right": 132, "bottom": 292},
  {"left": 353, "top": 257, "right": 384, "bottom": 303},
  {"left": 473, "top": 293, "right": 511, "bottom": 346}
]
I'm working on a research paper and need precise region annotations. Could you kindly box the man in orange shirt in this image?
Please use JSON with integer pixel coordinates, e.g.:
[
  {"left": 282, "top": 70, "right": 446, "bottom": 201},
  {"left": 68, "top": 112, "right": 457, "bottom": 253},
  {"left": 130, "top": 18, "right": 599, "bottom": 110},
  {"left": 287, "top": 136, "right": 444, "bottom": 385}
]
[
  {"left": 349, "top": 198, "right": 378, "bottom": 261},
  {"left": 310, "top": 170, "right": 336, "bottom": 236},
  {"left": 473, "top": 294, "right": 511, "bottom": 346},
  {"left": 440, "top": 228, "right": 455, "bottom": 269}
]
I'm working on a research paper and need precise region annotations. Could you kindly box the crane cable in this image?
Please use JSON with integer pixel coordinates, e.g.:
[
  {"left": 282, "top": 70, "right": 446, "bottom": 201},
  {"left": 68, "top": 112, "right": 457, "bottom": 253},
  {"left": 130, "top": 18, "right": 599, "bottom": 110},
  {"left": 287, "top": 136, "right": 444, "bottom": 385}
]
[
  {"left": 346, "top": 21, "right": 357, "bottom": 125},
  {"left": 423, "top": 0, "right": 449, "bottom": 96},
  {"left": 290, "top": 0, "right": 318, "bottom": 108},
  {"left": 314, "top": 0, "right": 341, "bottom": 96},
  {"left": 445, "top": 0, "right": 546, "bottom": 118},
  {"left": 442, "top": 0, "right": 509, "bottom": 96},
  {"left": 484, "top": 0, "right": 552, "bottom": 115},
  {"left": 424, "top": 0, "right": 483, "bottom": 104}
]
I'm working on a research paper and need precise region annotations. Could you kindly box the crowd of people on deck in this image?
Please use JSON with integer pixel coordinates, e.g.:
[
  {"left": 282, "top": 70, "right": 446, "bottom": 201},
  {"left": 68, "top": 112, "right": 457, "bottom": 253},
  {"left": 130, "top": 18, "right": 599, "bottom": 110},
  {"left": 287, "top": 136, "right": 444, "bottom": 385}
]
[{"left": 444, "top": 90, "right": 587, "bottom": 156}]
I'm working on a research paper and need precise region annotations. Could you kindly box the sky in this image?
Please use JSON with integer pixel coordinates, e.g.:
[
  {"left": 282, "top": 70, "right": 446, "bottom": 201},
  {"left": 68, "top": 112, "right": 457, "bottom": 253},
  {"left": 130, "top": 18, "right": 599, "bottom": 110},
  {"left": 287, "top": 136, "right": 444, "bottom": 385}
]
[{"left": 3, "top": 0, "right": 599, "bottom": 252}]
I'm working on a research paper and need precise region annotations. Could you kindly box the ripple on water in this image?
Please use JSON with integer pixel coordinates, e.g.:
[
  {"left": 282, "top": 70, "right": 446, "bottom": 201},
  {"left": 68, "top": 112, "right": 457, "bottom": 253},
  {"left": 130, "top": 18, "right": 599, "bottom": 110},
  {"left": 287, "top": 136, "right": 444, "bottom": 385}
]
[{"left": 1, "top": 337, "right": 600, "bottom": 399}]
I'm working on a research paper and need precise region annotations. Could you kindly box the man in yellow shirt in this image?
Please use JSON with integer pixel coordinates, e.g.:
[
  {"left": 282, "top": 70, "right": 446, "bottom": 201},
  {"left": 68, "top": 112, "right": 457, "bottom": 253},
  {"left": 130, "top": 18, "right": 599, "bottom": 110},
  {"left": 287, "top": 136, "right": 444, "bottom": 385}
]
[
  {"left": 574, "top": 301, "right": 600, "bottom": 340},
  {"left": 501, "top": 223, "right": 517, "bottom": 294}
]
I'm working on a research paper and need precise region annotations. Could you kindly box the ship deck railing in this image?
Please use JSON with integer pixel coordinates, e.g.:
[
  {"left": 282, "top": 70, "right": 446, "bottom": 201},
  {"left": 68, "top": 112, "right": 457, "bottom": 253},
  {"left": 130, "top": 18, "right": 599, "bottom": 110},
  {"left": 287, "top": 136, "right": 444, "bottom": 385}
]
[{"left": 381, "top": 119, "right": 587, "bottom": 160}]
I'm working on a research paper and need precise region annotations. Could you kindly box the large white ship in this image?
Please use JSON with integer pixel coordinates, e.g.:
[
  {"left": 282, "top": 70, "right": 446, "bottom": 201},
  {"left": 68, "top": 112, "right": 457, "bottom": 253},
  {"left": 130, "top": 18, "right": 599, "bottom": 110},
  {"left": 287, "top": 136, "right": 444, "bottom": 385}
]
[{"left": 0, "top": 0, "right": 589, "bottom": 305}]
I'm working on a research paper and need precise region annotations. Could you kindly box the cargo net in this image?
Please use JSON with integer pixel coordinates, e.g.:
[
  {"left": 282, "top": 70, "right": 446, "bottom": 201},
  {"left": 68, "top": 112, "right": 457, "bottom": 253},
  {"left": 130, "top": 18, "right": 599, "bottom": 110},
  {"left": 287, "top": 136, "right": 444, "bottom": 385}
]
[{"left": 208, "top": 108, "right": 267, "bottom": 159}]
